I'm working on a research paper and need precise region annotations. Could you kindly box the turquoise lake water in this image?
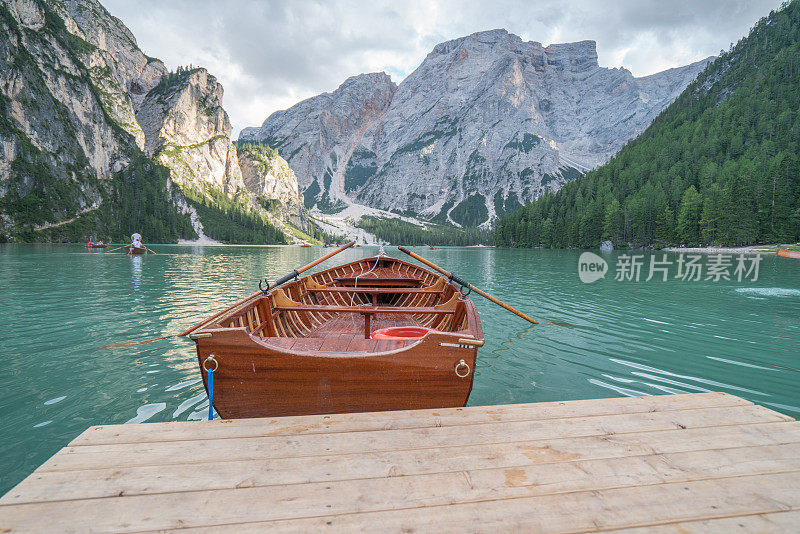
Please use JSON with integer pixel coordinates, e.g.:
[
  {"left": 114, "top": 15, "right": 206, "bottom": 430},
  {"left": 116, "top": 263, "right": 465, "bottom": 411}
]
[{"left": 1, "top": 244, "right": 799, "bottom": 494}]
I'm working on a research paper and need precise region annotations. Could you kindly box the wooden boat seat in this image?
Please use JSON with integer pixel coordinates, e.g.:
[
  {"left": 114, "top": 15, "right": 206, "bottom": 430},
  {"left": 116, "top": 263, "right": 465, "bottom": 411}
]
[
  {"left": 273, "top": 305, "right": 455, "bottom": 315},
  {"left": 333, "top": 276, "right": 423, "bottom": 287},
  {"left": 305, "top": 276, "right": 446, "bottom": 291},
  {"left": 261, "top": 311, "right": 419, "bottom": 352},
  {"left": 269, "top": 287, "right": 461, "bottom": 338},
  {"left": 306, "top": 287, "right": 443, "bottom": 295},
  {"left": 260, "top": 335, "right": 414, "bottom": 353}
]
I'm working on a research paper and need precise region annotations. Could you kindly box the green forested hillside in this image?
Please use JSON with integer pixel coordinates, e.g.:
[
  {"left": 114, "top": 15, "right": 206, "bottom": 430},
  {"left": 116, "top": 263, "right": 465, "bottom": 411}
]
[
  {"left": 5, "top": 154, "right": 198, "bottom": 243},
  {"left": 182, "top": 188, "right": 286, "bottom": 245},
  {"left": 496, "top": 0, "right": 800, "bottom": 248},
  {"left": 356, "top": 216, "right": 492, "bottom": 246}
]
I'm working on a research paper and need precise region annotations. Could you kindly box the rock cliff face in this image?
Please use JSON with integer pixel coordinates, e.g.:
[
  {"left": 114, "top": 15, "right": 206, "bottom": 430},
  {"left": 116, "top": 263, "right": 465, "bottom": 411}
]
[
  {"left": 241, "top": 30, "right": 712, "bottom": 226},
  {"left": 136, "top": 67, "right": 245, "bottom": 194},
  {"left": 239, "top": 72, "right": 397, "bottom": 211},
  {"left": 0, "top": 0, "right": 132, "bottom": 229},
  {"left": 55, "top": 0, "right": 165, "bottom": 150},
  {"left": 0, "top": 0, "right": 299, "bottom": 241},
  {"left": 237, "top": 142, "right": 302, "bottom": 225}
]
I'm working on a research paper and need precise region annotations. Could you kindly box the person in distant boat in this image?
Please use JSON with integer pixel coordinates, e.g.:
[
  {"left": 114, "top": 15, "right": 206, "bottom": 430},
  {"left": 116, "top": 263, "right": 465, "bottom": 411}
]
[{"left": 130, "top": 232, "right": 142, "bottom": 248}]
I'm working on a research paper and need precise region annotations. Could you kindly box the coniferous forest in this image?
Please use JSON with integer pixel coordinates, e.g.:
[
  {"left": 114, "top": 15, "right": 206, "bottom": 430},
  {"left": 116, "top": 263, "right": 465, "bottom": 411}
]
[
  {"left": 495, "top": 0, "right": 800, "bottom": 248},
  {"left": 356, "top": 216, "right": 492, "bottom": 246}
]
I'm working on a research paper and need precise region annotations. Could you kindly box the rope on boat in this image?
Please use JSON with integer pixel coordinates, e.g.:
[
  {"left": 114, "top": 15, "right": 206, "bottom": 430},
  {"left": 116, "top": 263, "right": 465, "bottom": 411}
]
[
  {"left": 203, "top": 355, "right": 218, "bottom": 421},
  {"left": 349, "top": 246, "right": 387, "bottom": 306}
]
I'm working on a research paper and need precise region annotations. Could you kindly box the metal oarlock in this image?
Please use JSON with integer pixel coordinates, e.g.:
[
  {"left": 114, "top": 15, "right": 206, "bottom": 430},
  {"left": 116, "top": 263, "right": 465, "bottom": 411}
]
[
  {"left": 449, "top": 273, "right": 472, "bottom": 296},
  {"left": 260, "top": 269, "right": 300, "bottom": 294}
]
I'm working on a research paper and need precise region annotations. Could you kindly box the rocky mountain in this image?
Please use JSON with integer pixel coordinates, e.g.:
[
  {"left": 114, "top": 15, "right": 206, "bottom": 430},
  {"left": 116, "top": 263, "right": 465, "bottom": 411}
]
[
  {"left": 241, "top": 73, "right": 396, "bottom": 212},
  {"left": 241, "top": 30, "right": 712, "bottom": 227},
  {"left": 1, "top": 0, "right": 135, "bottom": 231},
  {"left": 0, "top": 0, "right": 301, "bottom": 243},
  {"left": 136, "top": 67, "right": 245, "bottom": 195},
  {"left": 237, "top": 142, "right": 303, "bottom": 227}
]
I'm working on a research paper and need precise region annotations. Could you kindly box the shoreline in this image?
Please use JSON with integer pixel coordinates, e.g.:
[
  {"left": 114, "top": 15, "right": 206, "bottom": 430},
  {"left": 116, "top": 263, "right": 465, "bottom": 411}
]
[{"left": 662, "top": 245, "right": 778, "bottom": 254}]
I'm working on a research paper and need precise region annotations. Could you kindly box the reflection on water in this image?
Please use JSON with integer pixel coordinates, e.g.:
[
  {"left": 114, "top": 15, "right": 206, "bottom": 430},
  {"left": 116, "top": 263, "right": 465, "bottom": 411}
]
[
  {"left": 0, "top": 244, "right": 799, "bottom": 495},
  {"left": 130, "top": 255, "right": 142, "bottom": 288}
]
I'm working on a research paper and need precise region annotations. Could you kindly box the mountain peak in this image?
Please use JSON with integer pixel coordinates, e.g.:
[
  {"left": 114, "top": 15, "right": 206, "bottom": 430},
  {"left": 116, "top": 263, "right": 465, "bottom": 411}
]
[
  {"left": 242, "top": 29, "right": 710, "bottom": 224},
  {"left": 431, "top": 29, "right": 518, "bottom": 56},
  {"left": 544, "top": 40, "right": 598, "bottom": 70},
  {"left": 430, "top": 30, "right": 600, "bottom": 74},
  {"left": 337, "top": 72, "right": 396, "bottom": 93}
]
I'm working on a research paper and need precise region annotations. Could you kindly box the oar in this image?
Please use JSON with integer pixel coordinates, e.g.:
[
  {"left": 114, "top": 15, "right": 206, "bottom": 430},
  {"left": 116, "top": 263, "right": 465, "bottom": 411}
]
[
  {"left": 99, "top": 245, "right": 125, "bottom": 254},
  {"left": 100, "top": 240, "right": 356, "bottom": 349},
  {"left": 145, "top": 246, "right": 158, "bottom": 255},
  {"left": 398, "top": 246, "right": 570, "bottom": 326},
  {"left": 256, "top": 240, "right": 355, "bottom": 294}
]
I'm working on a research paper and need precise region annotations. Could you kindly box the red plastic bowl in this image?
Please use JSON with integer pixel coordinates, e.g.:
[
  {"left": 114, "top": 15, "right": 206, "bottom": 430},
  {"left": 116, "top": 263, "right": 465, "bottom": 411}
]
[{"left": 371, "top": 327, "right": 429, "bottom": 340}]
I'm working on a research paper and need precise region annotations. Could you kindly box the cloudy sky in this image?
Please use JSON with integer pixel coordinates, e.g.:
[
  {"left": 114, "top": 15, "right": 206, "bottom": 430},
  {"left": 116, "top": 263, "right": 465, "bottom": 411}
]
[{"left": 104, "top": 0, "right": 782, "bottom": 137}]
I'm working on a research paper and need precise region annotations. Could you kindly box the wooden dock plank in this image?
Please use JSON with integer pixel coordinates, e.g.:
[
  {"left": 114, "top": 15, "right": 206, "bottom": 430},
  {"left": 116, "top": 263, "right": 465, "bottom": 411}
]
[
  {"left": 607, "top": 510, "right": 800, "bottom": 532},
  {"left": 68, "top": 392, "right": 752, "bottom": 446},
  {"left": 5, "top": 436, "right": 800, "bottom": 506},
  {"left": 4, "top": 471, "right": 798, "bottom": 533},
  {"left": 1, "top": 393, "right": 798, "bottom": 533},
  {"left": 161, "top": 473, "right": 800, "bottom": 533},
  {"left": 36, "top": 404, "right": 790, "bottom": 472}
]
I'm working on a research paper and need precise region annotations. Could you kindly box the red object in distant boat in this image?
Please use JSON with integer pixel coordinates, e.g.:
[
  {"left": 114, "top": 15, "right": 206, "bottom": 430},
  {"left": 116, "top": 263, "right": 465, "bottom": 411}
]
[{"left": 371, "top": 326, "right": 429, "bottom": 340}]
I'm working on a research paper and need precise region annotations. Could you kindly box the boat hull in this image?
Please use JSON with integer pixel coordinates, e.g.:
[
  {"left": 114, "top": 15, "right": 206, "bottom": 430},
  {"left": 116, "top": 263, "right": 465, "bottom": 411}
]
[
  {"left": 194, "top": 328, "right": 477, "bottom": 419},
  {"left": 190, "top": 254, "right": 483, "bottom": 419},
  {"left": 125, "top": 245, "right": 146, "bottom": 255}
]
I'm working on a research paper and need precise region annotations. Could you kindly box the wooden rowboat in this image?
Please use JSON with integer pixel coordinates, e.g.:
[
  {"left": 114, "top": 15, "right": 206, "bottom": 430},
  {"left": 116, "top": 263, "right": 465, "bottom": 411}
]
[
  {"left": 777, "top": 248, "right": 800, "bottom": 259},
  {"left": 125, "top": 245, "right": 147, "bottom": 255},
  {"left": 85, "top": 243, "right": 108, "bottom": 249},
  {"left": 189, "top": 254, "right": 484, "bottom": 419}
]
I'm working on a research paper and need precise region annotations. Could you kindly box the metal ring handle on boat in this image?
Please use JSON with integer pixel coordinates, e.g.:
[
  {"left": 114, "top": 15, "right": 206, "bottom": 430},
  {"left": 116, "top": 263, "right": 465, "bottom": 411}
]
[
  {"left": 449, "top": 273, "right": 472, "bottom": 297},
  {"left": 202, "top": 355, "right": 218, "bottom": 373},
  {"left": 455, "top": 359, "right": 470, "bottom": 378}
]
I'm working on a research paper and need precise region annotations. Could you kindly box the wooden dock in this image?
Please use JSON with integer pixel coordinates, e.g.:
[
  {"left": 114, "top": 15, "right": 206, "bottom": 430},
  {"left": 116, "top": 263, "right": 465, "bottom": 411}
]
[{"left": 1, "top": 392, "right": 799, "bottom": 532}]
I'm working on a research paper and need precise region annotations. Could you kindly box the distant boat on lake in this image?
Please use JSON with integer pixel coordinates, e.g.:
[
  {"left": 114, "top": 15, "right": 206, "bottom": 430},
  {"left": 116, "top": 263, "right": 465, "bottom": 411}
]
[
  {"left": 777, "top": 248, "right": 800, "bottom": 259},
  {"left": 124, "top": 245, "right": 147, "bottom": 255}
]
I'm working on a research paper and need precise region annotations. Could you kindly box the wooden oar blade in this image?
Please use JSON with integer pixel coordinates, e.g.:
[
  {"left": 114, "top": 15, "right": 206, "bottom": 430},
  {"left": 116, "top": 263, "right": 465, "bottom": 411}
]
[{"left": 100, "top": 335, "right": 174, "bottom": 350}]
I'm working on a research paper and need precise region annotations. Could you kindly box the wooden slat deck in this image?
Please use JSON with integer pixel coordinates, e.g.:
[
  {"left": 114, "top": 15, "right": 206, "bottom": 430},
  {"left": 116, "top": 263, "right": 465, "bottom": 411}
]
[{"left": 1, "top": 392, "right": 799, "bottom": 532}]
